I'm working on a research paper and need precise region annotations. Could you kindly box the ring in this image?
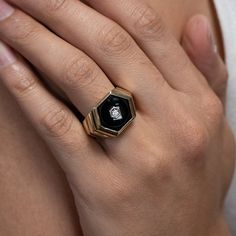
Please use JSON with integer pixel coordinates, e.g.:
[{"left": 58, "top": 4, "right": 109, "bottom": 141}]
[{"left": 83, "top": 87, "right": 136, "bottom": 138}]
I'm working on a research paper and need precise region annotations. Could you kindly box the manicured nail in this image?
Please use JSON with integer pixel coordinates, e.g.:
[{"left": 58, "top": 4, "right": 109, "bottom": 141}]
[
  {"left": 0, "top": 0, "right": 14, "bottom": 21},
  {"left": 0, "top": 41, "right": 16, "bottom": 69},
  {"left": 210, "top": 35, "right": 218, "bottom": 54},
  {"left": 191, "top": 16, "right": 218, "bottom": 54},
  {"left": 206, "top": 20, "right": 218, "bottom": 53}
]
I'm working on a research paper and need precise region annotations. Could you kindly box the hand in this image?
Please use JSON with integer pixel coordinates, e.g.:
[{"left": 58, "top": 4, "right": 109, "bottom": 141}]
[{"left": 0, "top": 1, "right": 234, "bottom": 236}]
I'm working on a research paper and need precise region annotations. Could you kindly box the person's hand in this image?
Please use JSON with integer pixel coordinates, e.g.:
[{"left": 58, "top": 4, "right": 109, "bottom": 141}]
[
  {"left": 181, "top": 15, "right": 235, "bottom": 204},
  {"left": 0, "top": 1, "right": 234, "bottom": 236}
]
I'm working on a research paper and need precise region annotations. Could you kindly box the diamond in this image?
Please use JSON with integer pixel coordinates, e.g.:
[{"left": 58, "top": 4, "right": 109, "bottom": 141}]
[{"left": 109, "top": 106, "right": 123, "bottom": 121}]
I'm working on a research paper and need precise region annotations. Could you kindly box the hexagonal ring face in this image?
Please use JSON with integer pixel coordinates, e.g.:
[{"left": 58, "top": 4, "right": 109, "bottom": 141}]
[{"left": 92, "top": 88, "right": 136, "bottom": 137}]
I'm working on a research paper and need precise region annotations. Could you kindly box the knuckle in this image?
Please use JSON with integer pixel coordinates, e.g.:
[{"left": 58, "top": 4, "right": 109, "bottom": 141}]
[
  {"left": 46, "top": 0, "right": 67, "bottom": 12},
  {"left": 98, "top": 25, "right": 133, "bottom": 55},
  {"left": 9, "top": 65, "right": 38, "bottom": 98},
  {"left": 132, "top": 5, "right": 166, "bottom": 41},
  {"left": 62, "top": 56, "right": 97, "bottom": 89},
  {"left": 6, "top": 12, "right": 39, "bottom": 44},
  {"left": 40, "top": 105, "right": 73, "bottom": 138},
  {"left": 141, "top": 156, "right": 171, "bottom": 183},
  {"left": 103, "top": 181, "right": 133, "bottom": 207},
  {"left": 129, "top": 137, "right": 171, "bottom": 183},
  {"left": 180, "top": 119, "right": 209, "bottom": 161},
  {"left": 203, "top": 93, "right": 224, "bottom": 124}
]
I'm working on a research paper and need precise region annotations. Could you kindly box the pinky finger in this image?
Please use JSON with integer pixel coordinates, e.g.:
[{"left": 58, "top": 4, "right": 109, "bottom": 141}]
[
  {"left": 182, "top": 15, "right": 228, "bottom": 102},
  {"left": 0, "top": 41, "right": 104, "bottom": 181}
]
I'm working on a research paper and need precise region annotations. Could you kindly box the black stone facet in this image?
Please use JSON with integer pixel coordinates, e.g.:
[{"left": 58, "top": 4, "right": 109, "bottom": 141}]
[{"left": 97, "top": 95, "right": 133, "bottom": 131}]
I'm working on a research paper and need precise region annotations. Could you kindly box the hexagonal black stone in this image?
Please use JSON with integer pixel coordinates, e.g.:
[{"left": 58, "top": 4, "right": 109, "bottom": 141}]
[{"left": 97, "top": 95, "right": 133, "bottom": 131}]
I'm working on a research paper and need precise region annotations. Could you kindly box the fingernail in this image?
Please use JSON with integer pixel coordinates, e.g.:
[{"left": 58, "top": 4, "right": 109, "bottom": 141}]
[
  {"left": 206, "top": 20, "right": 218, "bottom": 53},
  {"left": 0, "top": 41, "right": 16, "bottom": 69},
  {"left": 0, "top": 0, "right": 14, "bottom": 21}
]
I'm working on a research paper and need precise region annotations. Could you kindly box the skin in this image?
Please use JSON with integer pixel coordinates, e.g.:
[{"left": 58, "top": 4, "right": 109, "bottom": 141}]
[
  {"left": 146, "top": 0, "right": 223, "bottom": 55},
  {"left": 0, "top": 0, "right": 234, "bottom": 235}
]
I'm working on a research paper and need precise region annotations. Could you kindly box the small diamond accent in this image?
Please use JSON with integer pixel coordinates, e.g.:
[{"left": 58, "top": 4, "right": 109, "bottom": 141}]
[{"left": 109, "top": 106, "right": 123, "bottom": 121}]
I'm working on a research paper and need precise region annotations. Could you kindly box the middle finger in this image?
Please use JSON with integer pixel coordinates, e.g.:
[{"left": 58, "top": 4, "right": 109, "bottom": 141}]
[
  {"left": 4, "top": 0, "right": 172, "bottom": 107},
  {"left": 6, "top": 0, "right": 207, "bottom": 94}
]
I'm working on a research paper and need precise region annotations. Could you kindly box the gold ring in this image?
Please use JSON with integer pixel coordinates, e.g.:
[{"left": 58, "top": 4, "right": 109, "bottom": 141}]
[{"left": 83, "top": 87, "right": 136, "bottom": 138}]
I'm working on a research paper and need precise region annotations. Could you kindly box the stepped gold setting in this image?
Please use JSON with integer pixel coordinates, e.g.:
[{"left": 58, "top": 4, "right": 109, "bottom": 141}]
[{"left": 83, "top": 87, "right": 136, "bottom": 138}]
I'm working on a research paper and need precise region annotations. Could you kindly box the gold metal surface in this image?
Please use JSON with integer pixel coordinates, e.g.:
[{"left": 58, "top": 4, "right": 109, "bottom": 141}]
[{"left": 82, "top": 87, "right": 136, "bottom": 138}]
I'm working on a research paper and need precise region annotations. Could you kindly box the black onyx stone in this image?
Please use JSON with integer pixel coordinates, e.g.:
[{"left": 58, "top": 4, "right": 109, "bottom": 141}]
[{"left": 97, "top": 95, "right": 133, "bottom": 131}]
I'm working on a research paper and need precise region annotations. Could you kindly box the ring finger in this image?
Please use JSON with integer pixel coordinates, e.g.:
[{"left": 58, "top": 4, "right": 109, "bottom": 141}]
[{"left": 0, "top": 3, "right": 169, "bottom": 153}]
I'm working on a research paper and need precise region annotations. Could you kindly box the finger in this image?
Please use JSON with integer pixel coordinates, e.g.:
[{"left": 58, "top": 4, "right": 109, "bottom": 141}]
[
  {"left": 0, "top": 1, "right": 114, "bottom": 116},
  {"left": 5, "top": 0, "right": 174, "bottom": 103},
  {"left": 0, "top": 1, "right": 171, "bottom": 116},
  {"left": 0, "top": 1, "right": 164, "bottom": 161},
  {"left": 0, "top": 41, "right": 106, "bottom": 183},
  {"left": 182, "top": 15, "right": 228, "bottom": 102},
  {"left": 83, "top": 0, "right": 209, "bottom": 93}
]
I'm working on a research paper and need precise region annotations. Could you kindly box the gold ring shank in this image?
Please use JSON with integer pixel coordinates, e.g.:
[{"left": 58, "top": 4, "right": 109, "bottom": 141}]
[{"left": 83, "top": 112, "right": 111, "bottom": 138}]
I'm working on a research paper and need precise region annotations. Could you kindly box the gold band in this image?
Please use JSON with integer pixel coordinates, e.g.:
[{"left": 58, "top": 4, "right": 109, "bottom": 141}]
[{"left": 83, "top": 87, "right": 136, "bottom": 138}]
